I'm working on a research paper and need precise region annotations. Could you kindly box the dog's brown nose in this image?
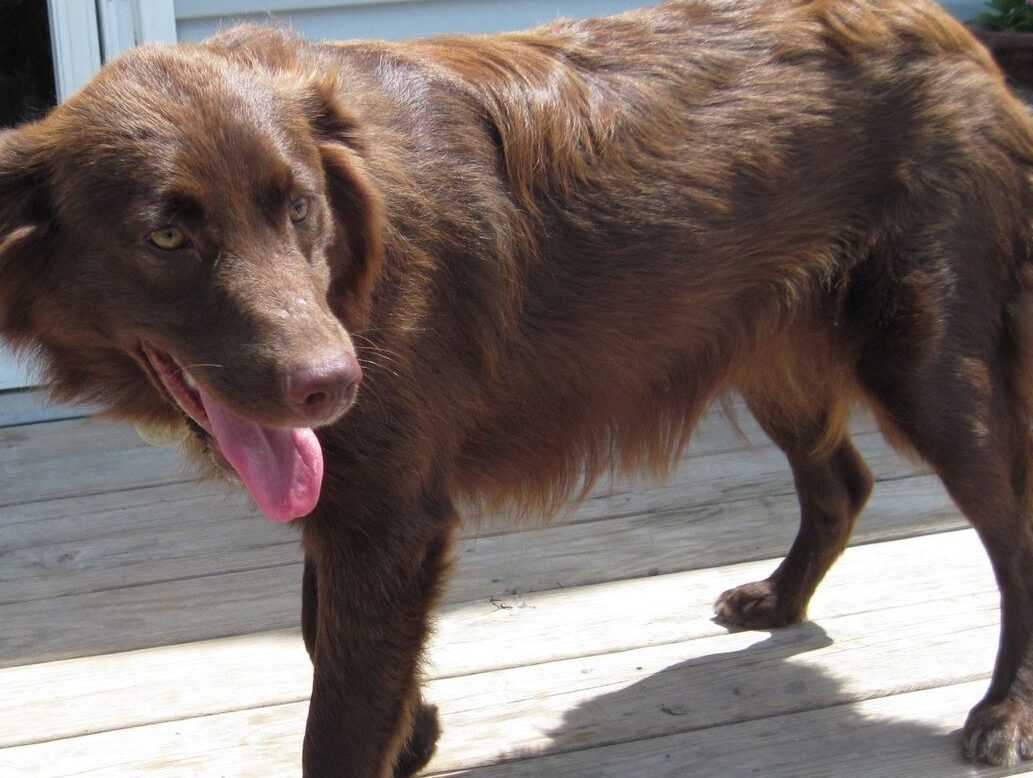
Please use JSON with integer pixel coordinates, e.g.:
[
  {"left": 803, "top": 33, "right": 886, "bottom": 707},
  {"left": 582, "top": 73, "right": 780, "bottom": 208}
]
[{"left": 285, "top": 356, "right": 362, "bottom": 423}]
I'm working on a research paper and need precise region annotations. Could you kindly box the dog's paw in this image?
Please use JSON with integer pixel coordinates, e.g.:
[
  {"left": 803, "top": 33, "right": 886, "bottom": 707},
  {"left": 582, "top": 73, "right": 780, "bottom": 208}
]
[
  {"left": 964, "top": 699, "right": 1033, "bottom": 765},
  {"left": 393, "top": 703, "right": 441, "bottom": 778},
  {"left": 713, "top": 580, "right": 800, "bottom": 629}
]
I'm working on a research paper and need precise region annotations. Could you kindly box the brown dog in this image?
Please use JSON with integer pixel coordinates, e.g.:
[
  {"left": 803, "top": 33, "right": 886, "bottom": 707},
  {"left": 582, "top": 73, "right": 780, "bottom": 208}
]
[{"left": 2, "top": 0, "right": 1033, "bottom": 774}]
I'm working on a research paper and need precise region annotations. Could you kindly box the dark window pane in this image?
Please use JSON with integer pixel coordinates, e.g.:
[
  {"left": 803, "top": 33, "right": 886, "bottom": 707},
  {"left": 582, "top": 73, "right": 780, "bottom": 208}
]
[{"left": 0, "top": 0, "right": 57, "bottom": 128}]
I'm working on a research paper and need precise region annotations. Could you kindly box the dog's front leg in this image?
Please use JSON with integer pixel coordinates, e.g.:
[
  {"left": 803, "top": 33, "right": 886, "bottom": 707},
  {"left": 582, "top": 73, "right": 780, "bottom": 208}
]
[{"left": 301, "top": 503, "right": 454, "bottom": 778}]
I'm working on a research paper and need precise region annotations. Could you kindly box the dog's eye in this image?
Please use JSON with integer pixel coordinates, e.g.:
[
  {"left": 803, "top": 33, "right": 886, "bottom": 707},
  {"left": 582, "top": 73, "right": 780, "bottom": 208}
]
[
  {"left": 289, "top": 197, "right": 310, "bottom": 223},
  {"left": 148, "top": 226, "right": 188, "bottom": 251}
]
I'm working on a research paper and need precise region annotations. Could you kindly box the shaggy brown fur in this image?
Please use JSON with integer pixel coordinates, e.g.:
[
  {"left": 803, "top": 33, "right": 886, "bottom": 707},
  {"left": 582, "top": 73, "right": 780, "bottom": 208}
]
[{"left": 3, "top": 0, "right": 1033, "bottom": 774}]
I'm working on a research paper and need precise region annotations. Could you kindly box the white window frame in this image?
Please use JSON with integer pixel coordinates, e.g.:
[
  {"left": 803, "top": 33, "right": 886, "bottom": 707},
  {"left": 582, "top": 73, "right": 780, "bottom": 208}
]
[
  {"left": 46, "top": 0, "right": 102, "bottom": 103},
  {"left": 96, "top": 0, "right": 177, "bottom": 61}
]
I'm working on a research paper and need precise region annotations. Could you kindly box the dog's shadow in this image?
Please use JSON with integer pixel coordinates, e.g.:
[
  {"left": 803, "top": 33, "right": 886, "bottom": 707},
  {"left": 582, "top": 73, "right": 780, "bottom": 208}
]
[{"left": 442, "top": 621, "right": 1009, "bottom": 777}]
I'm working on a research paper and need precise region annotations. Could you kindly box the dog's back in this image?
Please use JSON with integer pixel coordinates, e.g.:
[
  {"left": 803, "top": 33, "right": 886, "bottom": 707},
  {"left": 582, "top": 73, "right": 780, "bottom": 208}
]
[{"left": 249, "top": 0, "right": 1033, "bottom": 516}]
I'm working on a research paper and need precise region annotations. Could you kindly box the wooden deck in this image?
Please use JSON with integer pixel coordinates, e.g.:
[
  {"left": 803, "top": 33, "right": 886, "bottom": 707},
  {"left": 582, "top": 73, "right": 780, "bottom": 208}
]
[{"left": 1, "top": 392, "right": 1031, "bottom": 777}]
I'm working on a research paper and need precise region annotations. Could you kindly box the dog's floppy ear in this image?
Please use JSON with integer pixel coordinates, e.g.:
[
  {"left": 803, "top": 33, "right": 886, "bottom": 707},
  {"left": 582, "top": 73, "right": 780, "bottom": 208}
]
[
  {"left": 300, "top": 76, "right": 385, "bottom": 331},
  {"left": 0, "top": 125, "right": 53, "bottom": 342},
  {"left": 0, "top": 126, "right": 49, "bottom": 244}
]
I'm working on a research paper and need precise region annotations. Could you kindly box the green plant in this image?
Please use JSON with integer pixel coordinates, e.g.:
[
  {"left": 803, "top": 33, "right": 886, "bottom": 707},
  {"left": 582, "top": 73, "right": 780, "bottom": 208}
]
[{"left": 978, "top": 0, "right": 1033, "bottom": 32}]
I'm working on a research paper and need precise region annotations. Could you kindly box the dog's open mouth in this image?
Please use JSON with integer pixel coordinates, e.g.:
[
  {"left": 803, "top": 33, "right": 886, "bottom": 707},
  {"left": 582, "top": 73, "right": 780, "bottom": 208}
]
[{"left": 140, "top": 343, "right": 324, "bottom": 523}]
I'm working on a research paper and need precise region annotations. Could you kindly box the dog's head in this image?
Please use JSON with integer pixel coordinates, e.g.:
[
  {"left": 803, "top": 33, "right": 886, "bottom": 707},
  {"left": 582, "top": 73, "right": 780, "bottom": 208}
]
[{"left": 0, "top": 40, "right": 384, "bottom": 521}]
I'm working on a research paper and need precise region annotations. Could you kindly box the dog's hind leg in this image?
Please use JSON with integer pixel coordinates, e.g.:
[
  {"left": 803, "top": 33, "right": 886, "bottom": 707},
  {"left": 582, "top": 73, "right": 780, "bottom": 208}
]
[
  {"left": 715, "top": 378, "right": 874, "bottom": 629},
  {"left": 852, "top": 268, "right": 1033, "bottom": 765}
]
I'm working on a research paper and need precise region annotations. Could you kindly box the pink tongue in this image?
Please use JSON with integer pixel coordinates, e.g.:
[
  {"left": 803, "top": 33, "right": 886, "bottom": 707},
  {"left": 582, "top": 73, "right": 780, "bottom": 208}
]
[{"left": 196, "top": 386, "right": 324, "bottom": 522}]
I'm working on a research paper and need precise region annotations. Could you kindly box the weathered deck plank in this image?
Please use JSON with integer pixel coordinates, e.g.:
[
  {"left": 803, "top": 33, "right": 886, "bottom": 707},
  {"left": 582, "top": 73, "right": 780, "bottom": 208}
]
[
  {"left": 434, "top": 681, "right": 1030, "bottom": 778},
  {"left": 0, "top": 468, "right": 962, "bottom": 669},
  {"left": 0, "top": 530, "right": 1002, "bottom": 776},
  {"left": 0, "top": 530, "right": 993, "bottom": 750},
  {"left": 0, "top": 397, "right": 1009, "bottom": 777}
]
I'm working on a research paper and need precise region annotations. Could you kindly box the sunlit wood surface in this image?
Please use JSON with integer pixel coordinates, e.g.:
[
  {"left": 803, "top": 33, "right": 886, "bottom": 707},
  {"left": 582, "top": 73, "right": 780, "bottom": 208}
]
[{"left": 1, "top": 392, "right": 1029, "bottom": 776}]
